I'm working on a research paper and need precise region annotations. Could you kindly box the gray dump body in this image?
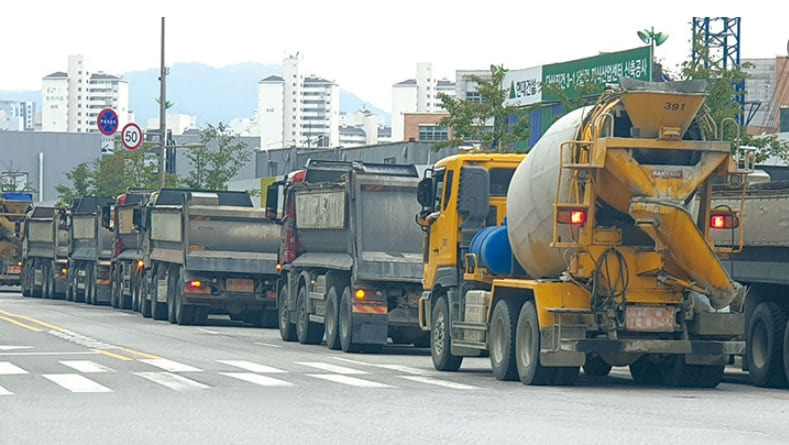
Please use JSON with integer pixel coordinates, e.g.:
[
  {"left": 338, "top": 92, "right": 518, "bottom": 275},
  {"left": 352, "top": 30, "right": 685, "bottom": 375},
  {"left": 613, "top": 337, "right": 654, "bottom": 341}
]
[
  {"left": 25, "top": 207, "right": 68, "bottom": 261},
  {"left": 293, "top": 172, "right": 423, "bottom": 283},
  {"left": 115, "top": 205, "right": 142, "bottom": 261},
  {"left": 70, "top": 214, "right": 113, "bottom": 262},
  {"left": 150, "top": 204, "right": 279, "bottom": 274}
]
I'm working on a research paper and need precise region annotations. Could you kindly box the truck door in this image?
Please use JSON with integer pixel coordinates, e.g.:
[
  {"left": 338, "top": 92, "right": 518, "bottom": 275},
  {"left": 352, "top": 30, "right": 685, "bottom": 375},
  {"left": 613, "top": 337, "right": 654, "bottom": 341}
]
[{"left": 422, "top": 168, "right": 457, "bottom": 290}]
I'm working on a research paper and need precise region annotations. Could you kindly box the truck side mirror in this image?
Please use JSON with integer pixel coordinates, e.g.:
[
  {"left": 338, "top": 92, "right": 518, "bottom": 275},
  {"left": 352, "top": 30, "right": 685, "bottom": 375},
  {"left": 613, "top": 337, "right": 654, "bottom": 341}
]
[
  {"left": 417, "top": 178, "right": 434, "bottom": 208},
  {"left": 265, "top": 182, "right": 284, "bottom": 223}
]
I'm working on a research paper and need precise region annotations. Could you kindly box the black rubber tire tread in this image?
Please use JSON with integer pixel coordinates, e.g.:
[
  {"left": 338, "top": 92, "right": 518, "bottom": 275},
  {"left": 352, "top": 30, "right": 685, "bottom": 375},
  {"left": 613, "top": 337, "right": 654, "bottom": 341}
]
[
  {"left": 325, "top": 286, "right": 341, "bottom": 350},
  {"left": 339, "top": 286, "right": 362, "bottom": 353},
  {"left": 695, "top": 365, "right": 725, "bottom": 389},
  {"left": 278, "top": 285, "right": 297, "bottom": 341},
  {"left": 629, "top": 356, "right": 662, "bottom": 385},
  {"left": 746, "top": 302, "right": 788, "bottom": 388},
  {"left": 582, "top": 354, "right": 612, "bottom": 377},
  {"left": 660, "top": 355, "right": 701, "bottom": 388},
  {"left": 151, "top": 267, "right": 168, "bottom": 320},
  {"left": 430, "top": 295, "right": 462, "bottom": 371},
  {"left": 41, "top": 266, "right": 50, "bottom": 299},
  {"left": 515, "top": 300, "right": 555, "bottom": 385},
  {"left": 296, "top": 285, "right": 324, "bottom": 345},
  {"left": 489, "top": 299, "right": 519, "bottom": 381}
]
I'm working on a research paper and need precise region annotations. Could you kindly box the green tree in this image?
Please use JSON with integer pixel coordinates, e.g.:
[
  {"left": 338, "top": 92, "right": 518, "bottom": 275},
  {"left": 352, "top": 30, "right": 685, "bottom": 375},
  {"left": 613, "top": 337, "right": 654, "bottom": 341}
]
[
  {"left": 182, "top": 122, "right": 253, "bottom": 190},
  {"left": 435, "top": 65, "right": 534, "bottom": 151}
]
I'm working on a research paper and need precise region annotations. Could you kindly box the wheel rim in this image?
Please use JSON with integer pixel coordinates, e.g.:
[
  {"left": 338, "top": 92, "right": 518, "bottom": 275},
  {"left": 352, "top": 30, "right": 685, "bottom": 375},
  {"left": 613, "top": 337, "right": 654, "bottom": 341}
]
[
  {"left": 279, "top": 291, "right": 288, "bottom": 330},
  {"left": 340, "top": 297, "right": 351, "bottom": 340},
  {"left": 298, "top": 290, "right": 307, "bottom": 335},
  {"left": 752, "top": 321, "right": 768, "bottom": 368},
  {"left": 433, "top": 310, "right": 446, "bottom": 356},
  {"left": 517, "top": 318, "right": 535, "bottom": 370},
  {"left": 326, "top": 298, "right": 336, "bottom": 338},
  {"left": 490, "top": 317, "right": 505, "bottom": 365}
]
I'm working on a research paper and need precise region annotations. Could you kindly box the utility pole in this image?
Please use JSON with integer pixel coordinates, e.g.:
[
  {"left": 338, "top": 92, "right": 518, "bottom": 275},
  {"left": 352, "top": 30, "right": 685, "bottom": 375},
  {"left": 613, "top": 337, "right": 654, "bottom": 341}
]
[{"left": 158, "top": 17, "right": 167, "bottom": 189}]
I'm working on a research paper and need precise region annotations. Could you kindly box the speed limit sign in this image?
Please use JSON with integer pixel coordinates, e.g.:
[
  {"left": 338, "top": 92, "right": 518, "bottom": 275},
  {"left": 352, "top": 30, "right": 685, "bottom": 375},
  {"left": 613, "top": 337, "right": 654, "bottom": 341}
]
[{"left": 121, "top": 123, "right": 143, "bottom": 150}]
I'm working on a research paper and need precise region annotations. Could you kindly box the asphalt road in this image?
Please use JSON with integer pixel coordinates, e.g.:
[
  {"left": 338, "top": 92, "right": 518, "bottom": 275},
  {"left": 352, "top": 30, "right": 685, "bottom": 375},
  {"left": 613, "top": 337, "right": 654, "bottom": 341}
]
[{"left": 0, "top": 288, "right": 787, "bottom": 445}]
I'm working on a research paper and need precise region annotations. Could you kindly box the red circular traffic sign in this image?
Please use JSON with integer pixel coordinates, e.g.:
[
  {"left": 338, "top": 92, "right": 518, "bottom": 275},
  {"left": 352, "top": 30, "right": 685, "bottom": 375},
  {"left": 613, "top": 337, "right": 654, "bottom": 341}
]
[
  {"left": 97, "top": 108, "right": 119, "bottom": 136},
  {"left": 121, "top": 123, "right": 143, "bottom": 150}
]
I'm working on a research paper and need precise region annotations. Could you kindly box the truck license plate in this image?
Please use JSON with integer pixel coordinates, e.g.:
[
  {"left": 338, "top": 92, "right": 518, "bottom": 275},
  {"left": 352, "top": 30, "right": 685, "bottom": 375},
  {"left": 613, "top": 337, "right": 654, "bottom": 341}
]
[
  {"left": 625, "top": 306, "right": 675, "bottom": 332},
  {"left": 7, "top": 265, "right": 21, "bottom": 274},
  {"left": 226, "top": 279, "right": 254, "bottom": 293}
]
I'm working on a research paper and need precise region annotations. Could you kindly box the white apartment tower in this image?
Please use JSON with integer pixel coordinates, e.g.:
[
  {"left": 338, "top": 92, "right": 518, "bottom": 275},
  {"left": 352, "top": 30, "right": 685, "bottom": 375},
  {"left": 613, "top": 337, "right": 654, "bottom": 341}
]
[
  {"left": 257, "top": 54, "right": 340, "bottom": 149},
  {"left": 41, "top": 55, "right": 130, "bottom": 133},
  {"left": 391, "top": 62, "right": 454, "bottom": 141}
]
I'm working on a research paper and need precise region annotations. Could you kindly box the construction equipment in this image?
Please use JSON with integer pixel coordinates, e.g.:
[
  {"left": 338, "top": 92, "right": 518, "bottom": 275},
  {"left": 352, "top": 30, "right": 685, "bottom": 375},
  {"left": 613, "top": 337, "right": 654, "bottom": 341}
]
[
  {"left": 109, "top": 190, "right": 155, "bottom": 310},
  {"left": 141, "top": 189, "right": 279, "bottom": 326},
  {"left": 417, "top": 78, "right": 751, "bottom": 387},
  {"left": 0, "top": 192, "right": 33, "bottom": 287},
  {"left": 267, "top": 160, "right": 427, "bottom": 352},
  {"left": 20, "top": 204, "right": 69, "bottom": 298},
  {"left": 65, "top": 196, "right": 115, "bottom": 304},
  {"left": 711, "top": 178, "right": 789, "bottom": 388}
]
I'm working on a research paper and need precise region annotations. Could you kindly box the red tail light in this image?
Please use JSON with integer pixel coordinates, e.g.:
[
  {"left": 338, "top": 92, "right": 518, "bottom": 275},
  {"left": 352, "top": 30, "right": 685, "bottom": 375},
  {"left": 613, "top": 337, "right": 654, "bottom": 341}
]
[
  {"left": 184, "top": 279, "right": 210, "bottom": 294},
  {"left": 189, "top": 280, "right": 202, "bottom": 288},
  {"left": 710, "top": 213, "right": 739, "bottom": 229},
  {"left": 557, "top": 209, "right": 586, "bottom": 226}
]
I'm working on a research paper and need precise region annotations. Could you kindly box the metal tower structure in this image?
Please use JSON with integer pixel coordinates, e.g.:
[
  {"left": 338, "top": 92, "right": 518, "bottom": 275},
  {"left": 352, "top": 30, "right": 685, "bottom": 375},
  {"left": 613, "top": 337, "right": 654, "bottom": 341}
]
[{"left": 691, "top": 17, "right": 758, "bottom": 126}]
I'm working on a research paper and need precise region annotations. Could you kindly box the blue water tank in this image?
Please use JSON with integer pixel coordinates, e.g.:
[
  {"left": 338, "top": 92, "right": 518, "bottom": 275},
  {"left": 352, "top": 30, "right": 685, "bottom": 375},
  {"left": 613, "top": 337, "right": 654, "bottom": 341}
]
[{"left": 470, "top": 223, "right": 513, "bottom": 276}]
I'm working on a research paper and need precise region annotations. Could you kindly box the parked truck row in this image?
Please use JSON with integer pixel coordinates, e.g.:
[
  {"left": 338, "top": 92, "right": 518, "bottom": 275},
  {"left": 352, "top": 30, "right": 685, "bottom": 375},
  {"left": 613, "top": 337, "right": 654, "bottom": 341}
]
[{"left": 16, "top": 77, "right": 789, "bottom": 389}]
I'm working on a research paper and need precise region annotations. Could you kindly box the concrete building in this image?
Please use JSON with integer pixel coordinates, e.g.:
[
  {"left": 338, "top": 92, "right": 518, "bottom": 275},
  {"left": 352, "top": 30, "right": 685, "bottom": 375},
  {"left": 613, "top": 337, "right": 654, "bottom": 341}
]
[
  {"left": 403, "top": 113, "right": 451, "bottom": 143},
  {"left": 744, "top": 57, "right": 789, "bottom": 134},
  {"left": 0, "top": 101, "right": 36, "bottom": 131},
  {"left": 257, "top": 55, "right": 340, "bottom": 150},
  {"left": 455, "top": 69, "right": 490, "bottom": 103},
  {"left": 391, "top": 63, "right": 455, "bottom": 142},
  {"left": 338, "top": 109, "right": 391, "bottom": 147},
  {"left": 41, "top": 55, "right": 130, "bottom": 134}
]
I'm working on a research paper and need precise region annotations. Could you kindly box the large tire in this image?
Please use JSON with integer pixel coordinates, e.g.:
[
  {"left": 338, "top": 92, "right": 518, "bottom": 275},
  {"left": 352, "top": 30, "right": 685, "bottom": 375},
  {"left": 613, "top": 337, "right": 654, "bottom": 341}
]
[
  {"left": 151, "top": 267, "right": 168, "bottom": 320},
  {"left": 41, "top": 266, "right": 50, "bottom": 299},
  {"left": 660, "top": 355, "right": 701, "bottom": 387},
  {"left": 85, "top": 267, "right": 95, "bottom": 305},
  {"left": 325, "top": 286, "right": 341, "bottom": 350},
  {"left": 430, "top": 295, "right": 462, "bottom": 371},
  {"left": 583, "top": 353, "right": 613, "bottom": 377},
  {"left": 629, "top": 355, "right": 662, "bottom": 385},
  {"left": 695, "top": 364, "right": 725, "bottom": 388},
  {"left": 515, "top": 300, "right": 555, "bottom": 385},
  {"left": 110, "top": 266, "right": 120, "bottom": 308},
  {"left": 489, "top": 299, "right": 519, "bottom": 381},
  {"left": 167, "top": 269, "right": 177, "bottom": 324},
  {"left": 747, "top": 302, "right": 788, "bottom": 388},
  {"left": 140, "top": 270, "right": 152, "bottom": 318},
  {"left": 339, "top": 286, "right": 362, "bottom": 353},
  {"left": 278, "top": 285, "right": 297, "bottom": 341},
  {"left": 119, "top": 265, "right": 132, "bottom": 310},
  {"left": 296, "top": 284, "right": 324, "bottom": 344},
  {"left": 783, "top": 322, "right": 789, "bottom": 386}
]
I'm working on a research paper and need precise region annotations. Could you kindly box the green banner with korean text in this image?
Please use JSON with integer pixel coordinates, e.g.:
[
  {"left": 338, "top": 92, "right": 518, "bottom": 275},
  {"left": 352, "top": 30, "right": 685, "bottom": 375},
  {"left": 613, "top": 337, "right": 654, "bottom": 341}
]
[{"left": 541, "top": 46, "right": 652, "bottom": 102}]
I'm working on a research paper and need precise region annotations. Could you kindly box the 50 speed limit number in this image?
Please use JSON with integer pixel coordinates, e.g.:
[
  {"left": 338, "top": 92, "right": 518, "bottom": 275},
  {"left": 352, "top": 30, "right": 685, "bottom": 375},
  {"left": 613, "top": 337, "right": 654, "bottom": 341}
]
[{"left": 121, "top": 123, "right": 143, "bottom": 150}]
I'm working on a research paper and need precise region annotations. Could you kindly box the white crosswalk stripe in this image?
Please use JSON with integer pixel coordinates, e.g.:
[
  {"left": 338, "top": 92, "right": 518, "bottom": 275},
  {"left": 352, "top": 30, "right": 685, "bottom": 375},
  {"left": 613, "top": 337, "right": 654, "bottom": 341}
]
[
  {"left": 135, "top": 372, "right": 210, "bottom": 391},
  {"left": 138, "top": 358, "right": 202, "bottom": 372},
  {"left": 399, "top": 375, "right": 477, "bottom": 390},
  {"left": 0, "top": 384, "right": 12, "bottom": 395},
  {"left": 330, "top": 357, "right": 435, "bottom": 376},
  {"left": 59, "top": 360, "right": 115, "bottom": 373},
  {"left": 43, "top": 373, "right": 112, "bottom": 393},
  {"left": 217, "top": 360, "right": 286, "bottom": 373},
  {"left": 308, "top": 374, "right": 393, "bottom": 388},
  {"left": 221, "top": 372, "right": 294, "bottom": 387},
  {"left": 295, "top": 361, "right": 367, "bottom": 375},
  {"left": 0, "top": 361, "right": 28, "bottom": 375}
]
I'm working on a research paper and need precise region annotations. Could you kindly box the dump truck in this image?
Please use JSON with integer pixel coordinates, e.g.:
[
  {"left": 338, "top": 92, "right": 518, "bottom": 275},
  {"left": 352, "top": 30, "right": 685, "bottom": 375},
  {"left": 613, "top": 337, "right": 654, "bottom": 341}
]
[
  {"left": 110, "top": 190, "right": 155, "bottom": 310},
  {"left": 711, "top": 179, "right": 789, "bottom": 387},
  {"left": 65, "top": 196, "right": 115, "bottom": 304},
  {"left": 267, "top": 160, "right": 427, "bottom": 353},
  {"left": 20, "top": 205, "right": 69, "bottom": 298},
  {"left": 0, "top": 192, "right": 33, "bottom": 287},
  {"left": 141, "top": 189, "right": 279, "bottom": 326},
  {"left": 416, "top": 78, "right": 751, "bottom": 388}
]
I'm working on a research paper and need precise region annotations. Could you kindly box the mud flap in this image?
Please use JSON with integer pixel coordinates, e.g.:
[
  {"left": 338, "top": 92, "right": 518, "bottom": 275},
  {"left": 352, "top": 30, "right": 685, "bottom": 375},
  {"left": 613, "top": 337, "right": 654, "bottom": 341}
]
[{"left": 351, "top": 313, "right": 388, "bottom": 345}]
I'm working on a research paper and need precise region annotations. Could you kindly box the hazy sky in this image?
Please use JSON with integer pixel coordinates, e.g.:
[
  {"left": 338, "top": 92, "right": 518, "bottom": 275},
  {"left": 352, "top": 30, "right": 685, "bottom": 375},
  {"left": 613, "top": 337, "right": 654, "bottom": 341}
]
[{"left": 4, "top": 0, "right": 787, "bottom": 112}]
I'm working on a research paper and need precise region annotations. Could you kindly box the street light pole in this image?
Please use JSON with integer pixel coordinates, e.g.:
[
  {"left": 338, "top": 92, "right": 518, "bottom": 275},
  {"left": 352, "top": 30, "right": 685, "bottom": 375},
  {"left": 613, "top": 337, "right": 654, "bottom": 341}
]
[{"left": 158, "top": 17, "right": 167, "bottom": 189}]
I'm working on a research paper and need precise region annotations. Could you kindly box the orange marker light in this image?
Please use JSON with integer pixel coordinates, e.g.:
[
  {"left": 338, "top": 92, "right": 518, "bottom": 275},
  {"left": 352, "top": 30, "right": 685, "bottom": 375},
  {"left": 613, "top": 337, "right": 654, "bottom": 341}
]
[
  {"left": 137, "top": 260, "right": 145, "bottom": 269},
  {"left": 711, "top": 215, "right": 725, "bottom": 229},
  {"left": 355, "top": 289, "right": 366, "bottom": 300},
  {"left": 189, "top": 280, "right": 202, "bottom": 288},
  {"left": 275, "top": 264, "right": 282, "bottom": 272}
]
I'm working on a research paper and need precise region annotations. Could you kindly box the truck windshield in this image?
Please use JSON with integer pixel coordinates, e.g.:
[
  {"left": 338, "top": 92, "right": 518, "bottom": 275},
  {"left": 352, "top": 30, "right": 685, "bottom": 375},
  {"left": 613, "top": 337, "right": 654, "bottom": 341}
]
[{"left": 490, "top": 168, "right": 515, "bottom": 197}]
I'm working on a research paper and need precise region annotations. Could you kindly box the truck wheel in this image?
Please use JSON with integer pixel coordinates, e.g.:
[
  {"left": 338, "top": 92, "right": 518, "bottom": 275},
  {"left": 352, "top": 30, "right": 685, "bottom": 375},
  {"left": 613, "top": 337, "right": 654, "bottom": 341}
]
[
  {"left": 695, "top": 365, "right": 725, "bottom": 388},
  {"left": 110, "top": 267, "right": 120, "bottom": 308},
  {"left": 278, "top": 285, "right": 297, "bottom": 341},
  {"left": 41, "top": 266, "right": 50, "bottom": 299},
  {"left": 339, "top": 286, "right": 361, "bottom": 353},
  {"left": 21, "top": 264, "right": 31, "bottom": 297},
  {"left": 515, "top": 300, "right": 555, "bottom": 385},
  {"left": 151, "top": 268, "right": 168, "bottom": 320},
  {"left": 141, "top": 270, "right": 152, "bottom": 318},
  {"left": 85, "top": 267, "right": 95, "bottom": 305},
  {"left": 325, "top": 286, "right": 341, "bottom": 350},
  {"left": 120, "top": 265, "right": 132, "bottom": 310},
  {"left": 783, "top": 322, "right": 789, "bottom": 386},
  {"left": 747, "top": 302, "right": 788, "bottom": 387},
  {"left": 489, "top": 299, "right": 519, "bottom": 381},
  {"left": 430, "top": 295, "right": 462, "bottom": 371},
  {"left": 46, "top": 264, "right": 57, "bottom": 299},
  {"left": 297, "top": 285, "right": 324, "bottom": 344},
  {"left": 629, "top": 355, "right": 662, "bottom": 385},
  {"left": 175, "top": 292, "right": 194, "bottom": 326},
  {"left": 582, "top": 353, "right": 612, "bottom": 377},
  {"left": 660, "top": 355, "right": 701, "bottom": 387}
]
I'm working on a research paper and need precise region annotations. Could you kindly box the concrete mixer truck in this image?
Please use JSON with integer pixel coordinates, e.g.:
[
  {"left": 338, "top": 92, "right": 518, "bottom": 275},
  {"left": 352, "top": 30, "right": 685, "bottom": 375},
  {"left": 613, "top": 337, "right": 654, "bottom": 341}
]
[{"left": 416, "top": 78, "right": 752, "bottom": 388}]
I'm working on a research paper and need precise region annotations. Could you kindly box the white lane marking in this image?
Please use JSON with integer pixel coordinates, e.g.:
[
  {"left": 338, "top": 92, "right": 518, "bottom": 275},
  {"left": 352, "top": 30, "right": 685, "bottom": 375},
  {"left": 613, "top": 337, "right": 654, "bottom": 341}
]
[
  {"left": 0, "top": 361, "right": 28, "bottom": 375},
  {"left": 43, "top": 374, "right": 112, "bottom": 393},
  {"left": 308, "top": 374, "right": 393, "bottom": 388},
  {"left": 217, "top": 360, "right": 286, "bottom": 373},
  {"left": 59, "top": 360, "right": 115, "bottom": 373},
  {"left": 135, "top": 372, "right": 210, "bottom": 391},
  {"left": 221, "top": 372, "right": 294, "bottom": 387},
  {"left": 0, "top": 345, "right": 34, "bottom": 351},
  {"left": 296, "top": 361, "right": 367, "bottom": 375},
  {"left": 0, "top": 384, "right": 12, "bottom": 395},
  {"left": 0, "top": 351, "right": 98, "bottom": 357},
  {"left": 138, "top": 359, "right": 202, "bottom": 372},
  {"left": 399, "top": 375, "right": 477, "bottom": 390},
  {"left": 330, "top": 357, "right": 434, "bottom": 376},
  {"left": 197, "top": 328, "right": 221, "bottom": 335},
  {"left": 254, "top": 342, "right": 283, "bottom": 348}
]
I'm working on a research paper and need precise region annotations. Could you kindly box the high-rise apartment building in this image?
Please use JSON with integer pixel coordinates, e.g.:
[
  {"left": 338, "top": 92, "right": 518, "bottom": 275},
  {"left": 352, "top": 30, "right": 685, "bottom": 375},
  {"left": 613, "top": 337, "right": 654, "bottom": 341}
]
[
  {"left": 391, "top": 62, "right": 455, "bottom": 142},
  {"left": 41, "top": 55, "right": 130, "bottom": 133},
  {"left": 0, "top": 100, "right": 36, "bottom": 131},
  {"left": 257, "top": 54, "right": 340, "bottom": 149}
]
